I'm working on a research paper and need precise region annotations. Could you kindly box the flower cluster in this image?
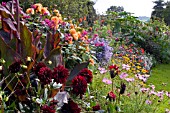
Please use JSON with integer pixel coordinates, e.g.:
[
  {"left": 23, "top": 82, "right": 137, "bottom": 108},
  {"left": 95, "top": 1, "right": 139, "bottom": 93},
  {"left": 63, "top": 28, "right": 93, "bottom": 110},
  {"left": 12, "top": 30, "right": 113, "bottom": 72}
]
[
  {"left": 90, "top": 36, "right": 113, "bottom": 65},
  {"left": 33, "top": 62, "right": 69, "bottom": 85}
]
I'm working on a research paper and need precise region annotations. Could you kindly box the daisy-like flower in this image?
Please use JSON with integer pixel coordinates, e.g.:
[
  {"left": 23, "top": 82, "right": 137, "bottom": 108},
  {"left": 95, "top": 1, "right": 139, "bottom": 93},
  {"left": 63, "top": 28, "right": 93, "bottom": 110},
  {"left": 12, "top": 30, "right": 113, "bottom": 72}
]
[
  {"left": 78, "top": 68, "right": 93, "bottom": 83},
  {"left": 166, "top": 91, "right": 170, "bottom": 98},
  {"left": 52, "top": 65, "right": 69, "bottom": 84},
  {"left": 72, "top": 76, "right": 87, "bottom": 98},
  {"left": 102, "top": 78, "right": 112, "bottom": 84},
  {"left": 125, "top": 78, "right": 134, "bottom": 82},
  {"left": 122, "top": 64, "right": 130, "bottom": 70},
  {"left": 98, "top": 67, "right": 107, "bottom": 74},
  {"left": 119, "top": 72, "right": 128, "bottom": 79},
  {"left": 145, "top": 100, "right": 152, "bottom": 105}
]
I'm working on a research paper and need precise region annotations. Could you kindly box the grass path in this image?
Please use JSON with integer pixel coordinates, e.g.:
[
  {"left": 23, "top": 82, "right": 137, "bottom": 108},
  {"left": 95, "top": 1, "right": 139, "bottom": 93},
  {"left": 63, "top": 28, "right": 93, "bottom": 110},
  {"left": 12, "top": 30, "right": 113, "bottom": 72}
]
[{"left": 146, "top": 63, "right": 170, "bottom": 91}]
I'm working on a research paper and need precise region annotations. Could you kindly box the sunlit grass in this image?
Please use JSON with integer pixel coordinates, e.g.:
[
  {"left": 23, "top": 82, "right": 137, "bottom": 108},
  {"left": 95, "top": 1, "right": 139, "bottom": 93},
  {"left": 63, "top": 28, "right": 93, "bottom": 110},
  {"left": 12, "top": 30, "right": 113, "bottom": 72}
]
[{"left": 147, "top": 63, "right": 170, "bottom": 92}]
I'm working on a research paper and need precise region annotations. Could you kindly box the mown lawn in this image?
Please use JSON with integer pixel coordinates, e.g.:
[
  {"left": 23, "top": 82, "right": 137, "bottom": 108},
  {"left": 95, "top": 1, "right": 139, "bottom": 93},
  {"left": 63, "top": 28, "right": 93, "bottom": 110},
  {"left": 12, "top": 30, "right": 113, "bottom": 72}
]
[
  {"left": 146, "top": 63, "right": 170, "bottom": 112},
  {"left": 146, "top": 63, "right": 170, "bottom": 92}
]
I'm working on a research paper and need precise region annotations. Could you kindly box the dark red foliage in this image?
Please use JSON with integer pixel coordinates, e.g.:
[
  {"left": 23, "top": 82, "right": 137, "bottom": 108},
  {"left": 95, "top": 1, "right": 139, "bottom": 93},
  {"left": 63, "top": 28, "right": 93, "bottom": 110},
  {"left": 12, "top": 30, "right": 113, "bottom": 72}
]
[
  {"left": 107, "top": 91, "right": 116, "bottom": 101},
  {"left": 8, "top": 60, "right": 22, "bottom": 73},
  {"left": 72, "top": 76, "right": 87, "bottom": 98},
  {"left": 52, "top": 65, "right": 69, "bottom": 84},
  {"left": 33, "top": 62, "right": 46, "bottom": 75},
  {"left": 41, "top": 105, "right": 55, "bottom": 113},
  {"left": 61, "top": 99, "right": 81, "bottom": 113},
  {"left": 38, "top": 67, "right": 52, "bottom": 85},
  {"left": 120, "top": 83, "right": 126, "bottom": 94},
  {"left": 78, "top": 68, "right": 93, "bottom": 83},
  {"left": 92, "top": 104, "right": 101, "bottom": 111}
]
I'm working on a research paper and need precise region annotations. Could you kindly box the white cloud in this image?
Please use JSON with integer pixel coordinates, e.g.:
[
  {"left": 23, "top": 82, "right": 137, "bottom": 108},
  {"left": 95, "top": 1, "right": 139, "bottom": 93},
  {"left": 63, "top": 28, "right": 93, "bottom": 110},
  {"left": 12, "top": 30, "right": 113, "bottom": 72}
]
[{"left": 93, "top": 0, "right": 156, "bottom": 17}]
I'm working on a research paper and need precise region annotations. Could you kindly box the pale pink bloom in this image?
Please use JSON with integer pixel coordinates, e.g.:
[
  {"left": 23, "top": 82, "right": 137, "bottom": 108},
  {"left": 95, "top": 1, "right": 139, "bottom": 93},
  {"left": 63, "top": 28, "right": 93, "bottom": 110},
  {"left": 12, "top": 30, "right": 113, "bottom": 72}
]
[
  {"left": 98, "top": 67, "right": 107, "bottom": 74},
  {"left": 122, "top": 64, "right": 131, "bottom": 70},
  {"left": 125, "top": 78, "right": 134, "bottom": 82},
  {"left": 150, "top": 85, "right": 155, "bottom": 90},
  {"left": 166, "top": 91, "right": 170, "bottom": 98},
  {"left": 145, "top": 100, "right": 152, "bottom": 105},
  {"left": 140, "top": 88, "right": 149, "bottom": 93},
  {"left": 149, "top": 90, "right": 157, "bottom": 95},
  {"left": 102, "top": 78, "right": 112, "bottom": 84},
  {"left": 119, "top": 72, "right": 128, "bottom": 79},
  {"left": 157, "top": 91, "right": 164, "bottom": 98}
]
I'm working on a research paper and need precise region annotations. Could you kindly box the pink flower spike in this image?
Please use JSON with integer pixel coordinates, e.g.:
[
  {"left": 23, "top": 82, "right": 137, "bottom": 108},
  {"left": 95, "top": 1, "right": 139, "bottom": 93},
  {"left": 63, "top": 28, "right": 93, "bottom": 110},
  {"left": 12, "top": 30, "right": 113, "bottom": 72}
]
[
  {"left": 102, "top": 78, "right": 112, "bottom": 85},
  {"left": 119, "top": 72, "right": 128, "bottom": 79}
]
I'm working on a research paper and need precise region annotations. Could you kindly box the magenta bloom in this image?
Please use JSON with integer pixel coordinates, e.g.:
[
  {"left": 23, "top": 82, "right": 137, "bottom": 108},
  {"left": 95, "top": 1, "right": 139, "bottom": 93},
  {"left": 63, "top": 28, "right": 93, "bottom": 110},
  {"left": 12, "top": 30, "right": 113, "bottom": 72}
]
[
  {"left": 98, "top": 67, "right": 107, "bottom": 74},
  {"left": 125, "top": 78, "right": 135, "bottom": 82},
  {"left": 78, "top": 68, "right": 93, "bottom": 83},
  {"left": 102, "top": 78, "right": 112, "bottom": 84},
  {"left": 52, "top": 65, "right": 69, "bottom": 84},
  {"left": 38, "top": 67, "right": 52, "bottom": 85},
  {"left": 72, "top": 76, "right": 87, "bottom": 98},
  {"left": 107, "top": 91, "right": 116, "bottom": 101},
  {"left": 145, "top": 100, "right": 152, "bottom": 105}
]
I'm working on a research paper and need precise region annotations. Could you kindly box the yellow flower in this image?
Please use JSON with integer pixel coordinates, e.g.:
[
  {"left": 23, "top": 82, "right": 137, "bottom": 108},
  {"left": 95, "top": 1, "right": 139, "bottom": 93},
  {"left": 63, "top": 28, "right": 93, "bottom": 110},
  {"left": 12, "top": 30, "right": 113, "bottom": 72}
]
[{"left": 26, "top": 8, "right": 34, "bottom": 14}]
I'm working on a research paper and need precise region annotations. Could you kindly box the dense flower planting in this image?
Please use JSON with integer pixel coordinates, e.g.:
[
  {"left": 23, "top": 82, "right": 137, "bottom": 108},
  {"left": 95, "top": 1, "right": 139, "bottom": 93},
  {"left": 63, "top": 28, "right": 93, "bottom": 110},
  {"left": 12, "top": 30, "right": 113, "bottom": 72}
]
[{"left": 0, "top": 1, "right": 170, "bottom": 113}]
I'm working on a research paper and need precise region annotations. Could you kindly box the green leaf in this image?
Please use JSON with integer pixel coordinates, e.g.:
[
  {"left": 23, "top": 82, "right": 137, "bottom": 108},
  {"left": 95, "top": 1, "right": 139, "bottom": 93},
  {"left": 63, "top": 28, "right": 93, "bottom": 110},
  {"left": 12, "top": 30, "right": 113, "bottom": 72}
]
[
  {"left": 20, "top": 23, "right": 33, "bottom": 58},
  {"left": 45, "top": 48, "right": 62, "bottom": 69},
  {"left": 67, "top": 62, "right": 89, "bottom": 81}
]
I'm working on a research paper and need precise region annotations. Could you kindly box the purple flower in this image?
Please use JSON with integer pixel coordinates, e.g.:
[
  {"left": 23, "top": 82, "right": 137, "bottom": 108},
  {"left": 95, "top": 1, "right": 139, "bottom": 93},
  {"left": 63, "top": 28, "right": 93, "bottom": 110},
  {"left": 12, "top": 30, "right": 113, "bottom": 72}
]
[
  {"left": 102, "top": 78, "right": 112, "bottom": 84},
  {"left": 166, "top": 91, "right": 170, "bottom": 98},
  {"left": 122, "top": 64, "right": 130, "bottom": 70},
  {"left": 140, "top": 87, "right": 149, "bottom": 93}
]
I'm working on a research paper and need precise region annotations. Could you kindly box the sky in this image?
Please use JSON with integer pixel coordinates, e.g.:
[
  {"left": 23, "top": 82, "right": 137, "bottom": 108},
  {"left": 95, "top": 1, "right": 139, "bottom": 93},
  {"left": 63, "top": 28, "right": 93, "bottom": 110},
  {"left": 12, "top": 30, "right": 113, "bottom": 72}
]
[{"left": 93, "top": 0, "right": 158, "bottom": 17}]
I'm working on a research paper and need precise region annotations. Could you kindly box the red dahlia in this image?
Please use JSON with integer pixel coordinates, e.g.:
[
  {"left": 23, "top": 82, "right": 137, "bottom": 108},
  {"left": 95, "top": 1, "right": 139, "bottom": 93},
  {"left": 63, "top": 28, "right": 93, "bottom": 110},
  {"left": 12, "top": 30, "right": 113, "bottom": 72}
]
[
  {"left": 72, "top": 75, "right": 87, "bottom": 98},
  {"left": 41, "top": 105, "right": 55, "bottom": 113},
  {"left": 38, "top": 67, "right": 52, "bottom": 85},
  {"left": 33, "top": 62, "right": 46, "bottom": 75},
  {"left": 52, "top": 65, "right": 69, "bottom": 84},
  {"left": 8, "top": 60, "right": 22, "bottom": 73},
  {"left": 61, "top": 99, "right": 81, "bottom": 113},
  {"left": 92, "top": 104, "right": 101, "bottom": 111},
  {"left": 78, "top": 68, "right": 93, "bottom": 83}
]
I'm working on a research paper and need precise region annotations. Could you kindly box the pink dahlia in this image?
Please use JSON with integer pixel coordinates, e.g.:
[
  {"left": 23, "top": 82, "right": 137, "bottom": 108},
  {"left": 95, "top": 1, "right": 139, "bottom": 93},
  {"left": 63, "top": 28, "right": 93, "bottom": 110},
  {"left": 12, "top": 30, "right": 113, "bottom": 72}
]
[
  {"left": 78, "top": 68, "right": 93, "bottom": 83},
  {"left": 52, "top": 65, "right": 69, "bottom": 84}
]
